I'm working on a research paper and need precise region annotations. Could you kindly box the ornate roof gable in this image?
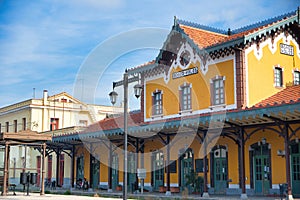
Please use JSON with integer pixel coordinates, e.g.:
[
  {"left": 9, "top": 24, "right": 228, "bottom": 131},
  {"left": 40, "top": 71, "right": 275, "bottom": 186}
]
[{"left": 128, "top": 8, "right": 300, "bottom": 78}]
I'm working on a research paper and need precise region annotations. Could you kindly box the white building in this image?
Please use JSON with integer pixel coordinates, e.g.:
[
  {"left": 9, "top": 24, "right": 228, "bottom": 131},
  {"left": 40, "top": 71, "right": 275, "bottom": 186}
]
[{"left": 0, "top": 90, "right": 122, "bottom": 188}]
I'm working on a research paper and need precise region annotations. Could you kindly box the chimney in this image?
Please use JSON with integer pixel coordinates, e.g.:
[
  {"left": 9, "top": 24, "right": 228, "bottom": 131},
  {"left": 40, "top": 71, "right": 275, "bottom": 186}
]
[
  {"left": 228, "top": 28, "right": 231, "bottom": 36},
  {"left": 43, "top": 90, "right": 48, "bottom": 104}
]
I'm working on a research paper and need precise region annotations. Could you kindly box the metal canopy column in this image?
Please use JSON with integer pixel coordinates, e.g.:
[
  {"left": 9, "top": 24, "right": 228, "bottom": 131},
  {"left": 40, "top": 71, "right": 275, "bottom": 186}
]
[
  {"left": 108, "top": 142, "right": 113, "bottom": 192},
  {"left": 135, "top": 138, "right": 139, "bottom": 192},
  {"left": 166, "top": 135, "right": 171, "bottom": 195},
  {"left": 284, "top": 123, "right": 293, "bottom": 200},
  {"left": 56, "top": 148, "right": 61, "bottom": 187},
  {"left": 40, "top": 143, "right": 46, "bottom": 195},
  {"left": 202, "top": 131, "right": 209, "bottom": 198},
  {"left": 71, "top": 145, "right": 75, "bottom": 188},
  {"left": 239, "top": 127, "right": 247, "bottom": 199},
  {"left": 2, "top": 142, "right": 9, "bottom": 196}
]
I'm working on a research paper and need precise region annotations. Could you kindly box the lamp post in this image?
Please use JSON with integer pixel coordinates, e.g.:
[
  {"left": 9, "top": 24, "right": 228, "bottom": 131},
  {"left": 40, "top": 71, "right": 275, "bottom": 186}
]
[{"left": 109, "top": 70, "right": 142, "bottom": 200}]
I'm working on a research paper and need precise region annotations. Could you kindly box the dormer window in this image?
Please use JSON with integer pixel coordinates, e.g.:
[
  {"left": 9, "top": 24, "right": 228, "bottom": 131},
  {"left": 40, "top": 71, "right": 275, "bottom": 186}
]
[{"left": 61, "top": 98, "right": 67, "bottom": 103}]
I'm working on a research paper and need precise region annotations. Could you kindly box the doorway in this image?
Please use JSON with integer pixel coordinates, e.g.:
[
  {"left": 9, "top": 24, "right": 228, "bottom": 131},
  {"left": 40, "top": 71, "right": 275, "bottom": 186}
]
[
  {"left": 213, "top": 147, "right": 228, "bottom": 194},
  {"left": 291, "top": 141, "right": 300, "bottom": 197},
  {"left": 90, "top": 155, "right": 100, "bottom": 189},
  {"left": 112, "top": 153, "right": 119, "bottom": 190},
  {"left": 152, "top": 151, "right": 164, "bottom": 191},
  {"left": 127, "top": 153, "right": 136, "bottom": 192},
  {"left": 180, "top": 148, "right": 193, "bottom": 192},
  {"left": 250, "top": 141, "right": 271, "bottom": 195}
]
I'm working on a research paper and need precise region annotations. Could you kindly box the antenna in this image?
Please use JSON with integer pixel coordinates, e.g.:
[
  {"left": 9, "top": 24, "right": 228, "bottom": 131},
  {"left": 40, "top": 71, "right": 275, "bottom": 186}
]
[{"left": 33, "top": 88, "right": 36, "bottom": 99}]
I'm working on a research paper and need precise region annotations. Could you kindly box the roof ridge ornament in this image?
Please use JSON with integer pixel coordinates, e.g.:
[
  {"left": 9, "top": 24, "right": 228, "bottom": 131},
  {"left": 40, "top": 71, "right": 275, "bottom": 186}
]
[
  {"left": 297, "top": 6, "right": 300, "bottom": 24},
  {"left": 174, "top": 16, "right": 178, "bottom": 26},
  {"left": 232, "top": 9, "right": 297, "bottom": 34},
  {"left": 177, "top": 19, "right": 228, "bottom": 35}
]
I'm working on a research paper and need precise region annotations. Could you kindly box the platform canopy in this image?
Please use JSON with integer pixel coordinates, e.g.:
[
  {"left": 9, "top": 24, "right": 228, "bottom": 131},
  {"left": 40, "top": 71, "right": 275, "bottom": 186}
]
[
  {"left": 0, "top": 130, "right": 52, "bottom": 196},
  {"left": 0, "top": 130, "right": 52, "bottom": 144}
]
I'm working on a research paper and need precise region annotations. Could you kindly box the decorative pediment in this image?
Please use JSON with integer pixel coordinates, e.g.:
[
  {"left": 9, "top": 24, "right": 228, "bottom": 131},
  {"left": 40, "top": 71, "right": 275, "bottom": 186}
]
[{"left": 48, "top": 92, "right": 83, "bottom": 104}]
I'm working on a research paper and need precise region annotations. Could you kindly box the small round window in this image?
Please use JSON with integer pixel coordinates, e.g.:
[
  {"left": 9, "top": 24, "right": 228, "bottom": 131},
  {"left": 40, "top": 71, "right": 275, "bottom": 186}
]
[{"left": 179, "top": 50, "right": 191, "bottom": 67}]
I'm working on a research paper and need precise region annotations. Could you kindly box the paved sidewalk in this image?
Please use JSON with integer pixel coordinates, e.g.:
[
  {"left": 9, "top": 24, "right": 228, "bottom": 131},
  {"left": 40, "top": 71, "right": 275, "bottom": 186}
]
[
  {"left": 0, "top": 192, "right": 122, "bottom": 200},
  {"left": 0, "top": 192, "right": 298, "bottom": 200}
]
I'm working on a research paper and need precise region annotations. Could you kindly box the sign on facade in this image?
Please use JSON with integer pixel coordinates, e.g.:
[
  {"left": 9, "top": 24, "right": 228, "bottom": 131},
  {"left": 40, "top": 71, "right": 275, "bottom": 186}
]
[
  {"left": 280, "top": 43, "right": 294, "bottom": 56},
  {"left": 172, "top": 67, "right": 198, "bottom": 79}
]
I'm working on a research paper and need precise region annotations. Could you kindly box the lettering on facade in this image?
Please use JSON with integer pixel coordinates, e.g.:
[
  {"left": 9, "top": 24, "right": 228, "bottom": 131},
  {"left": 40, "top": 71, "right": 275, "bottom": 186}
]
[
  {"left": 280, "top": 43, "right": 294, "bottom": 56},
  {"left": 172, "top": 67, "right": 198, "bottom": 79}
]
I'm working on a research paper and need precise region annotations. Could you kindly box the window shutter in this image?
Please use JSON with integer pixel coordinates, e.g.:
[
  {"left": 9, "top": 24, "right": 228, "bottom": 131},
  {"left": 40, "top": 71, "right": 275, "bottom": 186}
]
[
  {"left": 222, "top": 79, "right": 226, "bottom": 104},
  {"left": 280, "top": 69, "right": 283, "bottom": 86},
  {"left": 152, "top": 95, "right": 155, "bottom": 116},
  {"left": 189, "top": 87, "right": 192, "bottom": 110},
  {"left": 210, "top": 81, "right": 214, "bottom": 106},
  {"left": 179, "top": 89, "right": 182, "bottom": 111},
  {"left": 161, "top": 92, "right": 163, "bottom": 115}
]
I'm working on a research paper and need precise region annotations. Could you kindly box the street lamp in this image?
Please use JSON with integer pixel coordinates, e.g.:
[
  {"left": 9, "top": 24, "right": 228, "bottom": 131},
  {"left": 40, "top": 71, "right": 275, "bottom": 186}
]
[
  {"left": 133, "top": 83, "right": 143, "bottom": 99},
  {"left": 109, "top": 90, "right": 118, "bottom": 105},
  {"left": 109, "top": 70, "right": 142, "bottom": 200}
]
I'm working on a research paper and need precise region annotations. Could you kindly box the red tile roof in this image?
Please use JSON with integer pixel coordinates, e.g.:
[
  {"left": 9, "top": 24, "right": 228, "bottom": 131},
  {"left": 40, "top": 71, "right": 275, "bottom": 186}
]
[
  {"left": 255, "top": 85, "right": 300, "bottom": 107},
  {"left": 179, "top": 10, "right": 297, "bottom": 49},
  {"left": 82, "top": 111, "right": 144, "bottom": 134},
  {"left": 179, "top": 25, "right": 228, "bottom": 48},
  {"left": 128, "top": 60, "right": 155, "bottom": 72}
]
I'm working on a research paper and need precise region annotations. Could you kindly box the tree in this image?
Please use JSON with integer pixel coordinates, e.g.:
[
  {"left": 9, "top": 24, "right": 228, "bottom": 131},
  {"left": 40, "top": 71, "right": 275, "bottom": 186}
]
[{"left": 185, "top": 169, "right": 204, "bottom": 194}]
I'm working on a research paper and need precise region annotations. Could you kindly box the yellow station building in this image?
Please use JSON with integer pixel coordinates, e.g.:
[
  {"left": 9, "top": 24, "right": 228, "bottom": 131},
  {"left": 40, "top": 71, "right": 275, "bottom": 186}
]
[{"left": 50, "top": 8, "right": 300, "bottom": 199}]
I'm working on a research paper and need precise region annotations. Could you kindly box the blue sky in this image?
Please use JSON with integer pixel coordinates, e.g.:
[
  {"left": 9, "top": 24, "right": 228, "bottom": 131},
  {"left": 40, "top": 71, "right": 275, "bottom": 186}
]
[{"left": 0, "top": 0, "right": 298, "bottom": 109}]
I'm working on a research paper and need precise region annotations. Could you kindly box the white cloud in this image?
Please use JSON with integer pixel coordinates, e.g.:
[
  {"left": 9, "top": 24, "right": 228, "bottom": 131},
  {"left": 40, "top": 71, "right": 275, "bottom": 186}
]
[{"left": 0, "top": 0, "right": 298, "bottom": 107}]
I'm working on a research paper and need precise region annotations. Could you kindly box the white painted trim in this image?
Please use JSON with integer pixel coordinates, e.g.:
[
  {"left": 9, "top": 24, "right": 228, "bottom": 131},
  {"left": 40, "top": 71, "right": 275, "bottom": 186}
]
[
  {"left": 272, "top": 184, "right": 279, "bottom": 189},
  {"left": 145, "top": 103, "right": 236, "bottom": 122},
  {"left": 0, "top": 105, "right": 30, "bottom": 116},
  {"left": 245, "top": 32, "right": 300, "bottom": 107},
  {"left": 141, "top": 182, "right": 151, "bottom": 187},
  {"left": 228, "top": 184, "right": 240, "bottom": 189}
]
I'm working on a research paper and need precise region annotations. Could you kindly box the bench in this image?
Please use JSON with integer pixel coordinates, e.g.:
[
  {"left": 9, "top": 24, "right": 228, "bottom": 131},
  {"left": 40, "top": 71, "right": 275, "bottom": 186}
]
[
  {"left": 0, "top": 176, "right": 16, "bottom": 195},
  {"left": 9, "top": 184, "right": 16, "bottom": 195},
  {"left": 0, "top": 175, "right": 8, "bottom": 195}
]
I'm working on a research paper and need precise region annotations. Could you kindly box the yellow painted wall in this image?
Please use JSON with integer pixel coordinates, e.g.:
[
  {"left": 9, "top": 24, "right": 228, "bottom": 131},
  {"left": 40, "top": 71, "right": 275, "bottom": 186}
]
[
  {"left": 247, "top": 34, "right": 300, "bottom": 107},
  {"left": 244, "top": 128, "right": 286, "bottom": 184},
  {"left": 145, "top": 58, "right": 235, "bottom": 118},
  {"left": 72, "top": 123, "right": 300, "bottom": 189}
]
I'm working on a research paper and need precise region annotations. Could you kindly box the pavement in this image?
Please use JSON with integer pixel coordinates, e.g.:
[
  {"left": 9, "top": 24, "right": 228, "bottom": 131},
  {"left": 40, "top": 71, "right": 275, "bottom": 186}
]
[{"left": 0, "top": 191, "right": 298, "bottom": 200}]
